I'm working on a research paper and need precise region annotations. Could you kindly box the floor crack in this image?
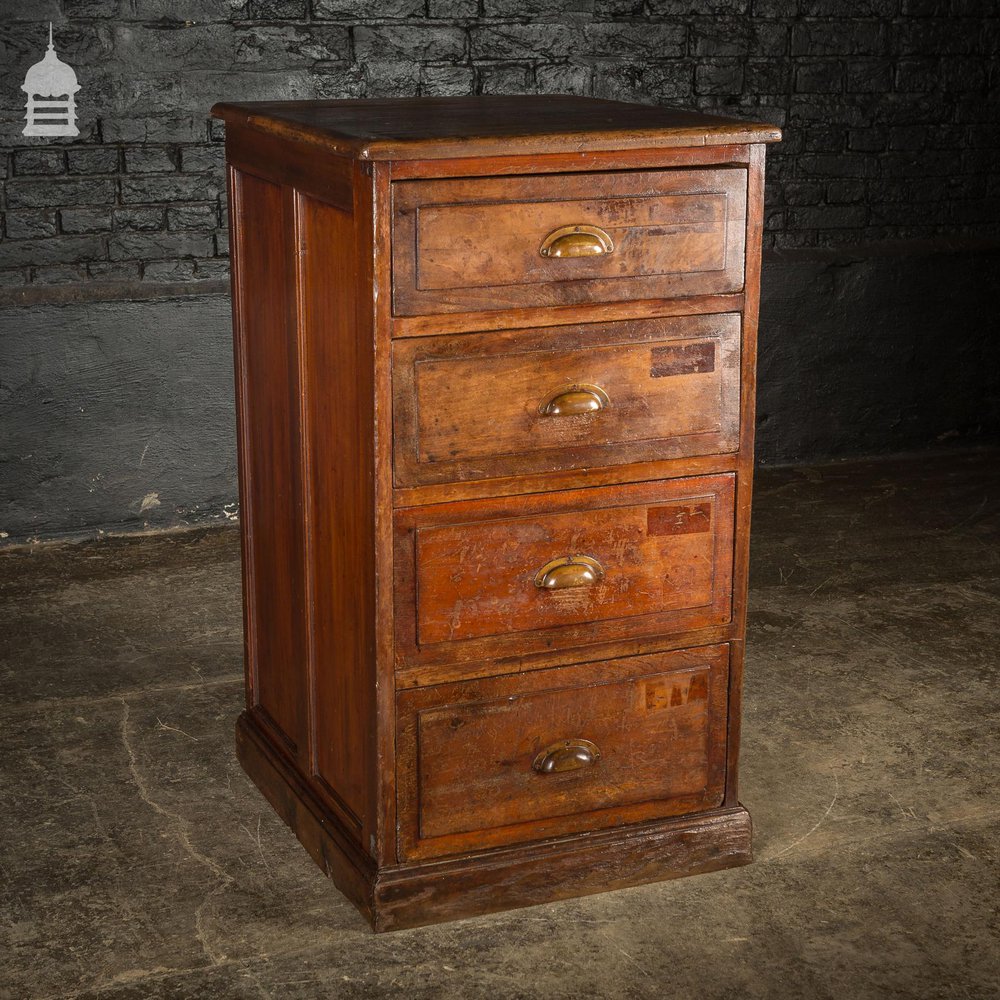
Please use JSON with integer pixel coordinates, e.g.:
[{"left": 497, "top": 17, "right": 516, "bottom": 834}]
[{"left": 120, "top": 696, "right": 233, "bottom": 965}]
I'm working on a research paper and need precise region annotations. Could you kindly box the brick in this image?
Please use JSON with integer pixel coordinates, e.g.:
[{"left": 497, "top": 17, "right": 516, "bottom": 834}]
[
  {"left": 483, "top": 0, "right": 595, "bottom": 15},
  {"left": 0, "top": 268, "right": 29, "bottom": 288},
  {"left": 845, "top": 59, "right": 892, "bottom": 93},
  {"left": 848, "top": 128, "right": 887, "bottom": 152},
  {"left": 827, "top": 179, "right": 866, "bottom": 203},
  {"left": 5, "top": 210, "right": 58, "bottom": 239},
  {"left": 13, "top": 149, "right": 65, "bottom": 176},
  {"left": 313, "top": 0, "right": 423, "bottom": 16},
  {"left": 167, "top": 203, "right": 220, "bottom": 230},
  {"left": 691, "top": 19, "right": 751, "bottom": 57},
  {"left": 745, "top": 60, "right": 791, "bottom": 93},
  {"left": 143, "top": 259, "right": 198, "bottom": 281},
  {"left": 782, "top": 182, "right": 825, "bottom": 206},
  {"left": 126, "top": 148, "right": 180, "bottom": 173},
  {"left": 60, "top": 207, "right": 113, "bottom": 233},
  {"left": 535, "top": 63, "right": 593, "bottom": 96},
  {"left": 478, "top": 64, "right": 533, "bottom": 95},
  {"left": 420, "top": 65, "right": 476, "bottom": 97},
  {"left": 180, "top": 145, "right": 225, "bottom": 172},
  {"left": 195, "top": 257, "right": 231, "bottom": 279},
  {"left": 801, "top": 0, "right": 895, "bottom": 13},
  {"left": 6, "top": 178, "right": 116, "bottom": 209},
  {"left": 31, "top": 264, "right": 88, "bottom": 284},
  {"left": 363, "top": 61, "right": 421, "bottom": 98},
  {"left": 252, "top": 0, "right": 307, "bottom": 15},
  {"left": 102, "top": 118, "right": 209, "bottom": 144},
  {"left": 114, "top": 207, "right": 166, "bottom": 231},
  {"left": 799, "top": 153, "right": 878, "bottom": 178},
  {"left": 889, "top": 125, "right": 928, "bottom": 151},
  {"left": 584, "top": 22, "right": 687, "bottom": 58},
  {"left": 108, "top": 232, "right": 214, "bottom": 262},
  {"left": 795, "top": 60, "right": 843, "bottom": 93},
  {"left": 121, "top": 174, "right": 224, "bottom": 204},
  {"left": 87, "top": 261, "right": 141, "bottom": 281},
  {"left": 1, "top": 235, "right": 105, "bottom": 267},
  {"left": 471, "top": 25, "right": 581, "bottom": 61},
  {"left": 695, "top": 60, "right": 744, "bottom": 95},
  {"left": 67, "top": 148, "right": 120, "bottom": 175},
  {"left": 787, "top": 205, "right": 868, "bottom": 229},
  {"left": 791, "top": 21, "right": 886, "bottom": 57},
  {"left": 354, "top": 26, "right": 466, "bottom": 62},
  {"left": 429, "top": 0, "right": 478, "bottom": 15}
]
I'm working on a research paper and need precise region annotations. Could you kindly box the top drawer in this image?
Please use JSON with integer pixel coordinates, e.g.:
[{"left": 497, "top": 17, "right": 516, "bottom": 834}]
[{"left": 391, "top": 167, "right": 747, "bottom": 318}]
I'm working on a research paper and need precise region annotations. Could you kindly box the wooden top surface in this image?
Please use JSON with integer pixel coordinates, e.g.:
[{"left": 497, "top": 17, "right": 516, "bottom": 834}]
[{"left": 211, "top": 95, "right": 781, "bottom": 161}]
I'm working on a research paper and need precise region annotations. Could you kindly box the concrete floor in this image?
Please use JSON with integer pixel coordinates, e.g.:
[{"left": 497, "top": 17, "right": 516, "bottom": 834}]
[{"left": 1, "top": 450, "right": 998, "bottom": 1000}]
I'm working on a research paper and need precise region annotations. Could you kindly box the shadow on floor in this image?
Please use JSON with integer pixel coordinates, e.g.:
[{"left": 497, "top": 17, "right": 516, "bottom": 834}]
[{"left": 1, "top": 449, "right": 998, "bottom": 999}]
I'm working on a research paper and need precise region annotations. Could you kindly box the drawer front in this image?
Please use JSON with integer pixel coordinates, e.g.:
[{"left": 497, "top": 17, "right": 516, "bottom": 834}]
[
  {"left": 393, "top": 313, "right": 741, "bottom": 487},
  {"left": 394, "top": 476, "right": 734, "bottom": 669},
  {"left": 392, "top": 168, "right": 747, "bottom": 317},
  {"left": 397, "top": 645, "right": 729, "bottom": 860}
]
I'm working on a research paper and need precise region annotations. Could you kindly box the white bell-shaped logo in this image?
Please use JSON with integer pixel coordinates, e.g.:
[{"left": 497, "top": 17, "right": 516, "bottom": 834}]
[{"left": 22, "top": 23, "right": 80, "bottom": 138}]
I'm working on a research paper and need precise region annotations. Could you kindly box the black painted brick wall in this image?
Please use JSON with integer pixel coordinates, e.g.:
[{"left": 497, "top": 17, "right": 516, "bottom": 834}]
[{"left": 0, "top": 2, "right": 998, "bottom": 291}]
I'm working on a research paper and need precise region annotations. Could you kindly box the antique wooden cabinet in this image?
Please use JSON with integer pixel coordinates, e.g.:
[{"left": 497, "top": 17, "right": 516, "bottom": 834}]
[{"left": 212, "top": 96, "right": 780, "bottom": 931}]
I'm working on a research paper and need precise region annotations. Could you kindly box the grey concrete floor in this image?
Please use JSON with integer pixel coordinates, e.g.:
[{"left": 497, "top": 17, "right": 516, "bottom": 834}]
[{"left": 1, "top": 450, "right": 998, "bottom": 1000}]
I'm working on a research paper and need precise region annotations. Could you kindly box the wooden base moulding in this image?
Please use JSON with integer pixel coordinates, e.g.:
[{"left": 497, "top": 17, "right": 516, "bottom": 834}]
[{"left": 237, "top": 712, "right": 753, "bottom": 933}]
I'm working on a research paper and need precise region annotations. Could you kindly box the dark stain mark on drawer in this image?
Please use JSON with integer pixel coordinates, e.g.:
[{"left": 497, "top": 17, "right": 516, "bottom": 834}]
[
  {"left": 650, "top": 341, "right": 716, "bottom": 378},
  {"left": 647, "top": 501, "right": 712, "bottom": 537}
]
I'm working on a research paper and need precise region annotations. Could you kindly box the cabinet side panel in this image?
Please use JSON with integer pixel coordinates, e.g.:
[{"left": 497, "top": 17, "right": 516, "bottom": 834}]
[
  {"left": 297, "top": 192, "right": 376, "bottom": 841},
  {"left": 230, "top": 168, "right": 309, "bottom": 757}
]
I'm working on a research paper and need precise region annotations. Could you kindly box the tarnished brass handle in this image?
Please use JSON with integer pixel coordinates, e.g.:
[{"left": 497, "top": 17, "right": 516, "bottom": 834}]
[
  {"left": 533, "top": 554, "right": 605, "bottom": 590},
  {"left": 533, "top": 739, "right": 602, "bottom": 774},
  {"left": 539, "top": 224, "right": 614, "bottom": 258},
  {"left": 538, "top": 383, "right": 609, "bottom": 416}
]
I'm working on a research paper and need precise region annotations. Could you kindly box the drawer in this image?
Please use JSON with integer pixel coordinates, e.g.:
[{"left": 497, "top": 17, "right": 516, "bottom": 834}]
[
  {"left": 391, "top": 167, "right": 747, "bottom": 317},
  {"left": 394, "top": 475, "right": 734, "bottom": 670},
  {"left": 397, "top": 644, "right": 730, "bottom": 860},
  {"left": 392, "top": 313, "right": 741, "bottom": 487}
]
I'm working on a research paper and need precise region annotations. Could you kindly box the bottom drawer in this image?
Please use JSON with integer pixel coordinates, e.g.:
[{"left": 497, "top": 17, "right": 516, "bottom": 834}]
[{"left": 397, "top": 644, "right": 729, "bottom": 861}]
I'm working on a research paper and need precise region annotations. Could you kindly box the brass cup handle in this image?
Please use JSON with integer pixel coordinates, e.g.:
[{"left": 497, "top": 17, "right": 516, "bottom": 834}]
[
  {"left": 533, "top": 738, "right": 602, "bottom": 774},
  {"left": 533, "top": 554, "right": 605, "bottom": 590},
  {"left": 539, "top": 383, "right": 609, "bottom": 416},
  {"left": 539, "top": 224, "right": 614, "bottom": 258}
]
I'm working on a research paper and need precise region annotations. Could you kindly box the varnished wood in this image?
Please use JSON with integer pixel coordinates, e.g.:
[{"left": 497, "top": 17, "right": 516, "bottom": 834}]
[
  {"left": 217, "top": 96, "right": 777, "bottom": 931},
  {"left": 390, "top": 291, "right": 745, "bottom": 340},
  {"left": 238, "top": 707, "right": 751, "bottom": 931},
  {"left": 397, "top": 645, "right": 729, "bottom": 861},
  {"left": 392, "top": 167, "right": 747, "bottom": 316},
  {"left": 392, "top": 313, "right": 741, "bottom": 487},
  {"left": 212, "top": 95, "right": 780, "bottom": 161}
]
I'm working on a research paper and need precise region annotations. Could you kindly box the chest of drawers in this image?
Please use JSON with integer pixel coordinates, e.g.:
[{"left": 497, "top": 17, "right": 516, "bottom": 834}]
[{"left": 213, "top": 96, "right": 780, "bottom": 931}]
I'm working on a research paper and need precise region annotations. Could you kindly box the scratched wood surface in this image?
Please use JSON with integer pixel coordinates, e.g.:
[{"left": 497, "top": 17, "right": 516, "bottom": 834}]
[
  {"left": 392, "top": 167, "right": 747, "bottom": 316},
  {"left": 218, "top": 96, "right": 776, "bottom": 930},
  {"left": 392, "top": 312, "right": 741, "bottom": 487},
  {"left": 396, "top": 645, "right": 729, "bottom": 861},
  {"left": 394, "top": 475, "right": 736, "bottom": 673}
]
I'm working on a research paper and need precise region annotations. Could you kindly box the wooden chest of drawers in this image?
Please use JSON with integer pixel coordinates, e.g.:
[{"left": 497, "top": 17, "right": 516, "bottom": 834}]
[{"left": 213, "top": 96, "right": 780, "bottom": 931}]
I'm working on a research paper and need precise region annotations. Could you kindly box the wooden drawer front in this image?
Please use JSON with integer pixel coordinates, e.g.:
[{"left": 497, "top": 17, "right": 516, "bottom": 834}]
[
  {"left": 393, "top": 313, "right": 740, "bottom": 487},
  {"left": 395, "top": 476, "right": 734, "bottom": 669},
  {"left": 391, "top": 168, "right": 747, "bottom": 317},
  {"left": 397, "top": 645, "right": 729, "bottom": 860}
]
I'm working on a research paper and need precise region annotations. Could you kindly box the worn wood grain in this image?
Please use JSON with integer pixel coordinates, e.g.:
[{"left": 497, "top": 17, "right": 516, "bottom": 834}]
[
  {"left": 397, "top": 645, "right": 729, "bottom": 860},
  {"left": 392, "top": 167, "right": 747, "bottom": 316},
  {"left": 394, "top": 475, "right": 735, "bottom": 673},
  {"left": 212, "top": 95, "right": 780, "bottom": 161},
  {"left": 217, "top": 97, "right": 775, "bottom": 930},
  {"left": 392, "top": 313, "right": 741, "bottom": 487}
]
